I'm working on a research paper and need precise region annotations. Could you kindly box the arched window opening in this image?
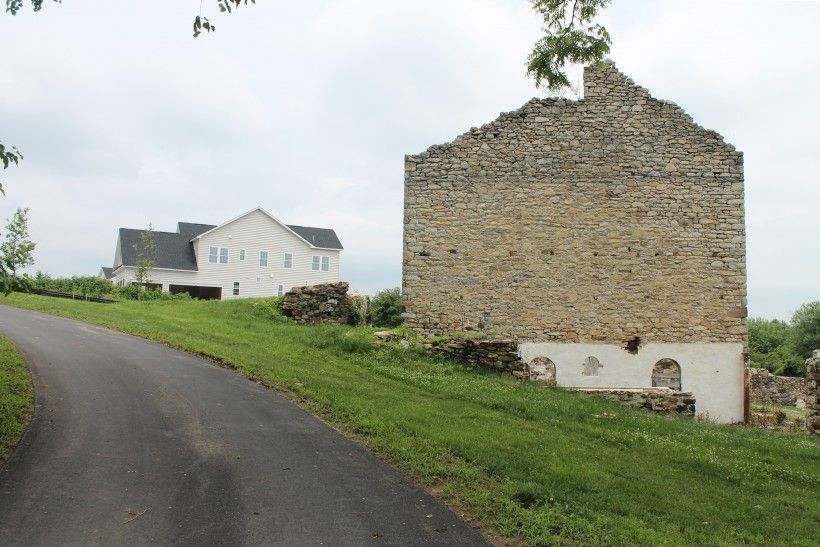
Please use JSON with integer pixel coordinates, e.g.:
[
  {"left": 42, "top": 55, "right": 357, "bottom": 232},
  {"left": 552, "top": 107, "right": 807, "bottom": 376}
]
[
  {"left": 652, "top": 359, "right": 681, "bottom": 390},
  {"left": 529, "top": 357, "right": 556, "bottom": 384}
]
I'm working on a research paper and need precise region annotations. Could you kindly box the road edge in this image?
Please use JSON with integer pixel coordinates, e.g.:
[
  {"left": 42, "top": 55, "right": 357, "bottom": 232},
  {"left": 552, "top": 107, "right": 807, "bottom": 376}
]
[{"left": 0, "top": 334, "right": 37, "bottom": 478}]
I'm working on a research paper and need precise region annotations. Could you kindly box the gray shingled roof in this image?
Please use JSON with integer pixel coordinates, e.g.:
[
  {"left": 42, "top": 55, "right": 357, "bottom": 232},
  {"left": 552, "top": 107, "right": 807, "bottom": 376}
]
[
  {"left": 100, "top": 267, "right": 113, "bottom": 279},
  {"left": 287, "top": 225, "right": 344, "bottom": 250},
  {"left": 113, "top": 219, "right": 342, "bottom": 271},
  {"left": 116, "top": 228, "right": 200, "bottom": 271},
  {"left": 177, "top": 222, "right": 216, "bottom": 240}
]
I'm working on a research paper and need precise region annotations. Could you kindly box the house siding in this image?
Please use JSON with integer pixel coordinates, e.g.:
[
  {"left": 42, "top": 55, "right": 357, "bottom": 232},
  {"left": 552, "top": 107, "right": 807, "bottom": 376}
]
[
  {"left": 194, "top": 209, "right": 340, "bottom": 299},
  {"left": 109, "top": 209, "right": 341, "bottom": 299}
]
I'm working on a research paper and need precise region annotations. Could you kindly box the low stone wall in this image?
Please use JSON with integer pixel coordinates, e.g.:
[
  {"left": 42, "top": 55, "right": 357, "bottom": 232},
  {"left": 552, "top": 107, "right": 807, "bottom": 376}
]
[
  {"left": 424, "top": 339, "right": 525, "bottom": 374},
  {"left": 750, "top": 368, "right": 806, "bottom": 407},
  {"left": 282, "top": 282, "right": 352, "bottom": 325},
  {"left": 576, "top": 388, "right": 696, "bottom": 417},
  {"left": 806, "top": 351, "right": 819, "bottom": 434}
]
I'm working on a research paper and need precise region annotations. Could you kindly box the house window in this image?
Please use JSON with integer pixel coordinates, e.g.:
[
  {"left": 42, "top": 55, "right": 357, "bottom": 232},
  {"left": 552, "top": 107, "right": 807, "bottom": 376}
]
[
  {"left": 260, "top": 250, "right": 269, "bottom": 267},
  {"left": 239, "top": 249, "right": 246, "bottom": 261},
  {"left": 209, "top": 246, "right": 218, "bottom": 263},
  {"left": 284, "top": 252, "right": 293, "bottom": 269},
  {"left": 321, "top": 256, "right": 330, "bottom": 271},
  {"left": 311, "top": 256, "right": 320, "bottom": 271},
  {"left": 233, "top": 282, "right": 240, "bottom": 296},
  {"left": 277, "top": 284, "right": 284, "bottom": 297},
  {"left": 219, "top": 247, "right": 228, "bottom": 264}
]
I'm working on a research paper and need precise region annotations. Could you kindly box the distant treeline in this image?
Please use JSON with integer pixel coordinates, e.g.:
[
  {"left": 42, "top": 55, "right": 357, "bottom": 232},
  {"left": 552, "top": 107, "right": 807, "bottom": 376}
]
[
  {"left": 27, "top": 272, "right": 189, "bottom": 301},
  {"left": 749, "top": 301, "right": 819, "bottom": 376}
]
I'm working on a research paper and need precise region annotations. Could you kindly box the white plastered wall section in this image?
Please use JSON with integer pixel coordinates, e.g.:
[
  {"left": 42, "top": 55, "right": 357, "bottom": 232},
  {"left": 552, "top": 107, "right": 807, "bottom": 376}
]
[{"left": 518, "top": 342, "right": 745, "bottom": 423}]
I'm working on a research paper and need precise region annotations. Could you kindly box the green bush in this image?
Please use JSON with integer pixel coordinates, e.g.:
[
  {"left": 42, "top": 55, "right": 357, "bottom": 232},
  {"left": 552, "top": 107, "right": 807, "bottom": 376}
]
[
  {"left": 32, "top": 272, "right": 115, "bottom": 298},
  {"left": 367, "top": 287, "right": 403, "bottom": 328},
  {"left": 792, "top": 301, "right": 820, "bottom": 359},
  {"left": 250, "top": 297, "right": 286, "bottom": 322},
  {"left": 748, "top": 318, "right": 805, "bottom": 376},
  {"left": 348, "top": 294, "right": 369, "bottom": 326}
]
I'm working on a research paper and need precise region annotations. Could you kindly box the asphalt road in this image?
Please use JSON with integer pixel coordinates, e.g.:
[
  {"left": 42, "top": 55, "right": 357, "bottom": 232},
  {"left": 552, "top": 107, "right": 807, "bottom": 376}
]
[{"left": 0, "top": 306, "right": 488, "bottom": 546}]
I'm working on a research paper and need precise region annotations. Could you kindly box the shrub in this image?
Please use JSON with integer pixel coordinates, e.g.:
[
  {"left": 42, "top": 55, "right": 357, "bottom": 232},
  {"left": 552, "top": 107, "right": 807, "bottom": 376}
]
[
  {"left": 32, "top": 272, "right": 115, "bottom": 298},
  {"left": 367, "top": 287, "right": 403, "bottom": 328},
  {"left": 748, "top": 318, "right": 805, "bottom": 376},
  {"left": 792, "top": 301, "right": 820, "bottom": 359},
  {"left": 251, "top": 297, "right": 286, "bottom": 322},
  {"left": 348, "top": 294, "right": 369, "bottom": 326}
]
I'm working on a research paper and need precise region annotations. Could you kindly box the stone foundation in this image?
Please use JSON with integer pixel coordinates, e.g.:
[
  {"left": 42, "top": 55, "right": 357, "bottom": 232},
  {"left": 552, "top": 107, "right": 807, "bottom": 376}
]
[
  {"left": 576, "top": 388, "right": 696, "bottom": 417},
  {"left": 806, "top": 351, "right": 820, "bottom": 434},
  {"left": 750, "top": 368, "right": 806, "bottom": 407},
  {"left": 282, "top": 282, "right": 352, "bottom": 325}
]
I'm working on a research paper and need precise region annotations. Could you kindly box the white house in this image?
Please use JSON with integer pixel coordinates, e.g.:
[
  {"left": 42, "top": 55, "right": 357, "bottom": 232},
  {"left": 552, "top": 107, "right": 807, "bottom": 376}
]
[{"left": 106, "top": 207, "right": 343, "bottom": 299}]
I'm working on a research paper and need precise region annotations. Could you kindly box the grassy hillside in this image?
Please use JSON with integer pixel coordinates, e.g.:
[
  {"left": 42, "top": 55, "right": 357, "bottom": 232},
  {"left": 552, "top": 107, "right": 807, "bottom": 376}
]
[
  {"left": 0, "top": 334, "right": 33, "bottom": 464},
  {"left": 2, "top": 294, "right": 818, "bottom": 546}
]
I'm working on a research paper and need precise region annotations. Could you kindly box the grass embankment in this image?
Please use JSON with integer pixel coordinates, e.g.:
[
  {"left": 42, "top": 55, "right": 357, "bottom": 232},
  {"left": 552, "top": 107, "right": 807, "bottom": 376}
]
[
  {"left": 3, "top": 294, "right": 819, "bottom": 546},
  {"left": 0, "top": 334, "right": 33, "bottom": 464}
]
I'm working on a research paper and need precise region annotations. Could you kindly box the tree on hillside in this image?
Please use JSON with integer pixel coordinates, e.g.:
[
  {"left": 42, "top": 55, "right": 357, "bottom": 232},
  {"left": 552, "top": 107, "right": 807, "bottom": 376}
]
[
  {"left": 0, "top": 207, "right": 36, "bottom": 289},
  {"left": 133, "top": 224, "right": 156, "bottom": 299},
  {"left": 792, "top": 301, "right": 820, "bottom": 358}
]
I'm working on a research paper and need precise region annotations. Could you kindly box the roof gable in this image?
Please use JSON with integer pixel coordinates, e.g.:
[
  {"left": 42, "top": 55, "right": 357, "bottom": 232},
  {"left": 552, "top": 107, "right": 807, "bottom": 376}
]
[{"left": 192, "top": 207, "right": 343, "bottom": 250}]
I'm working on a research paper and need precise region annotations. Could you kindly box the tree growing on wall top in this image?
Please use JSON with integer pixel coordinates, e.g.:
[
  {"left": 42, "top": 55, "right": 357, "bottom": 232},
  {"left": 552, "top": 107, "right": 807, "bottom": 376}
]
[{"left": 527, "top": 0, "right": 612, "bottom": 93}]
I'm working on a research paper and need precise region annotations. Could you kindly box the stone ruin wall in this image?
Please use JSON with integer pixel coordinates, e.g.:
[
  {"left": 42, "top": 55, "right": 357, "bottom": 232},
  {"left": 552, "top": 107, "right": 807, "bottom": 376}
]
[
  {"left": 402, "top": 62, "right": 747, "bottom": 349},
  {"left": 750, "top": 367, "right": 807, "bottom": 407},
  {"left": 807, "top": 351, "right": 819, "bottom": 434},
  {"left": 282, "top": 282, "right": 352, "bottom": 325}
]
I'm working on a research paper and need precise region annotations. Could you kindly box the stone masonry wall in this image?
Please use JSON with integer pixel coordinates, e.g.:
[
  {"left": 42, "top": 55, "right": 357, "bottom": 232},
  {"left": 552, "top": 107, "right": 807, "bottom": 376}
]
[
  {"left": 750, "top": 368, "right": 806, "bottom": 407},
  {"left": 424, "top": 339, "right": 525, "bottom": 374},
  {"left": 282, "top": 282, "right": 352, "bottom": 325},
  {"left": 807, "top": 351, "right": 820, "bottom": 434},
  {"left": 577, "top": 388, "right": 696, "bottom": 417},
  {"left": 403, "top": 62, "right": 747, "bottom": 347}
]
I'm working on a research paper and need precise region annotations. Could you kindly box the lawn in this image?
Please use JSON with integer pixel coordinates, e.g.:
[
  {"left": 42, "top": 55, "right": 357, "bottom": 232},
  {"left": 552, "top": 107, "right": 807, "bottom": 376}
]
[
  {"left": 0, "top": 333, "right": 33, "bottom": 464},
  {"left": 2, "top": 293, "right": 818, "bottom": 546}
]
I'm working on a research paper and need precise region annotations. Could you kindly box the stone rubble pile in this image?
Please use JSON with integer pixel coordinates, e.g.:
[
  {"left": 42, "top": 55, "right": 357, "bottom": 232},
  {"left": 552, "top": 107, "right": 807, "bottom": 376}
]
[{"left": 282, "top": 282, "right": 352, "bottom": 325}]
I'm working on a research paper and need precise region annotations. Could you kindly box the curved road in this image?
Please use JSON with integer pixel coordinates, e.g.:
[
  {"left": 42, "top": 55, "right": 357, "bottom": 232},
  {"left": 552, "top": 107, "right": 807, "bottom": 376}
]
[{"left": 0, "top": 306, "right": 487, "bottom": 546}]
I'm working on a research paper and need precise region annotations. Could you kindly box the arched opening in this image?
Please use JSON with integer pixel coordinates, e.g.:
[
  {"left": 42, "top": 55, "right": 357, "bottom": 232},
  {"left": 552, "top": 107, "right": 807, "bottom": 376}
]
[
  {"left": 529, "top": 357, "right": 556, "bottom": 384},
  {"left": 652, "top": 359, "right": 681, "bottom": 390},
  {"left": 582, "top": 356, "right": 603, "bottom": 376}
]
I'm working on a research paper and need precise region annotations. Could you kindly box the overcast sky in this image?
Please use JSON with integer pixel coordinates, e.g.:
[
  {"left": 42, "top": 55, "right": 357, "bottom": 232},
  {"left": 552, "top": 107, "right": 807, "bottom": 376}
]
[{"left": 1, "top": 0, "right": 817, "bottom": 319}]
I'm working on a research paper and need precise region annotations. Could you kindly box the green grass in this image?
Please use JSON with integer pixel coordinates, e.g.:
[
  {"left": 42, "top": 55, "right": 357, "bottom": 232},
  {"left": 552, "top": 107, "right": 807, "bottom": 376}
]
[
  {"left": 752, "top": 402, "right": 806, "bottom": 423},
  {"left": 0, "top": 333, "right": 33, "bottom": 463},
  {"left": 3, "top": 294, "right": 819, "bottom": 546}
]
